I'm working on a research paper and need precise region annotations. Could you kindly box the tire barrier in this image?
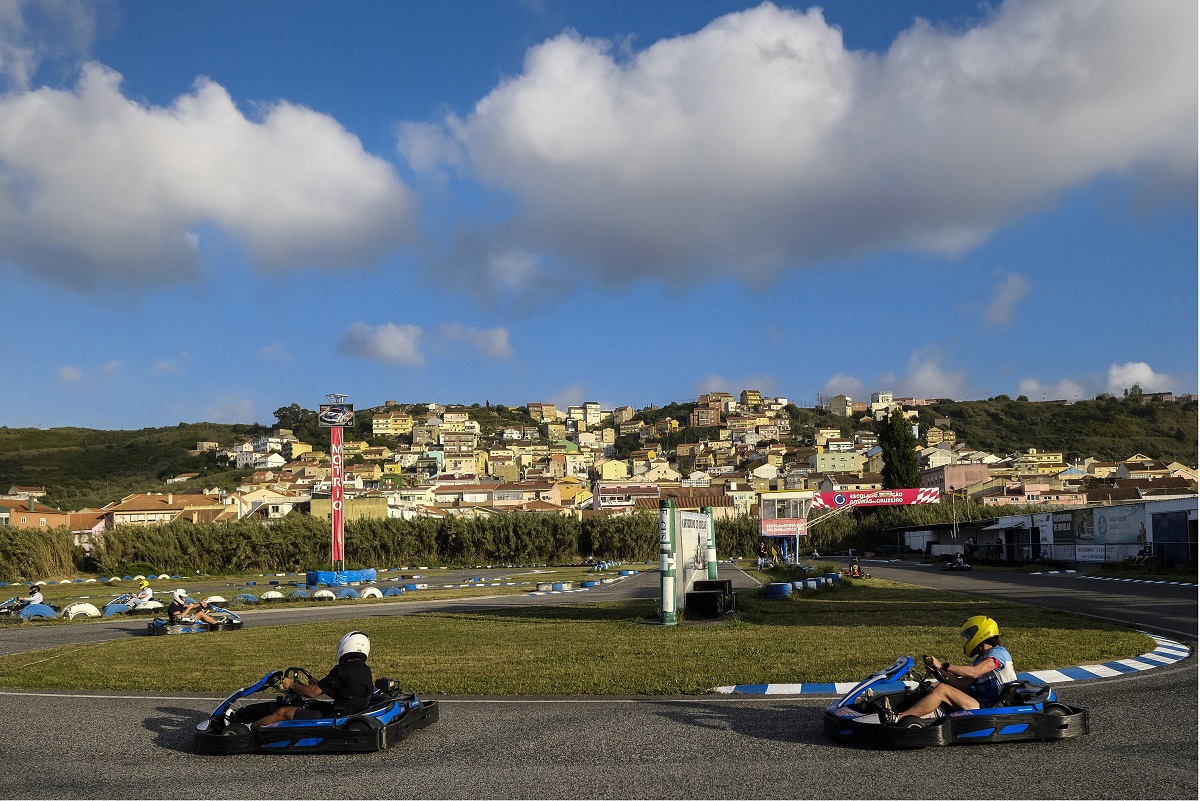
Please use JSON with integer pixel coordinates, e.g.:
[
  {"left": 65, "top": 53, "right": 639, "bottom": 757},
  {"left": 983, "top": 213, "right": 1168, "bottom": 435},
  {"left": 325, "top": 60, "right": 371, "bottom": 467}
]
[
  {"left": 289, "top": 589, "right": 310, "bottom": 599},
  {"left": 765, "top": 582, "right": 793, "bottom": 599},
  {"left": 61, "top": 602, "right": 101, "bottom": 620},
  {"left": 335, "top": 587, "right": 360, "bottom": 600},
  {"left": 359, "top": 587, "right": 383, "bottom": 599},
  {"left": 204, "top": 596, "right": 227, "bottom": 604},
  {"left": 312, "top": 589, "right": 336, "bottom": 600},
  {"left": 259, "top": 590, "right": 284, "bottom": 601},
  {"left": 235, "top": 593, "right": 259, "bottom": 604}
]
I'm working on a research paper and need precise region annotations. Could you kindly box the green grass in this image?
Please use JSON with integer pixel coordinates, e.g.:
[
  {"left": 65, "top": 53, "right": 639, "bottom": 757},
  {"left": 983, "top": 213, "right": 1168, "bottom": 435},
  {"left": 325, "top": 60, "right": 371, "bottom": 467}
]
[{"left": 0, "top": 579, "right": 1155, "bottom": 695}]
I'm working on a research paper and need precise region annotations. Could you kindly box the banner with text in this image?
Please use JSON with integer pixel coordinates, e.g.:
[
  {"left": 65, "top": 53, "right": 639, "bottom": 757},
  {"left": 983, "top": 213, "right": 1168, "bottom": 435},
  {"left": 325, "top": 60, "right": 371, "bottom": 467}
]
[{"left": 811, "top": 488, "right": 941, "bottom": 509}]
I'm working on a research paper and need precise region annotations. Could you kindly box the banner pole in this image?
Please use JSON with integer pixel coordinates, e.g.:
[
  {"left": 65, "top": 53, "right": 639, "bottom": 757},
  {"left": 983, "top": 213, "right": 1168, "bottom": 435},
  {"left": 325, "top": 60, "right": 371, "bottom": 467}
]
[{"left": 659, "top": 499, "right": 677, "bottom": 626}]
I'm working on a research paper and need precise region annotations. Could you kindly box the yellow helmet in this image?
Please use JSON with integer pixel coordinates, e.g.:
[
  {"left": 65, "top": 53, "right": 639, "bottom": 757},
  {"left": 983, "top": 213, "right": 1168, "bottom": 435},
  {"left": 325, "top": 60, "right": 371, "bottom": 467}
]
[
  {"left": 138, "top": 580, "right": 150, "bottom": 590},
  {"left": 960, "top": 615, "right": 1000, "bottom": 658}
]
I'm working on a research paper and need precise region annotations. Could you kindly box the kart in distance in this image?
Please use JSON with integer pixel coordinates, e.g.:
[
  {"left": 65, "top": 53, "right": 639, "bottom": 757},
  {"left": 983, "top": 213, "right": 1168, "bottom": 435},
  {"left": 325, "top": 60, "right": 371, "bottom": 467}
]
[
  {"left": 147, "top": 603, "right": 243, "bottom": 635},
  {"left": 195, "top": 667, "right": 439, "bottom": 755},
  {"left": 0, "top": 596, "right": 58, "bottom": 621},
  {"left": 824, "top": 655, "right": 1088, "bottom": 748}
]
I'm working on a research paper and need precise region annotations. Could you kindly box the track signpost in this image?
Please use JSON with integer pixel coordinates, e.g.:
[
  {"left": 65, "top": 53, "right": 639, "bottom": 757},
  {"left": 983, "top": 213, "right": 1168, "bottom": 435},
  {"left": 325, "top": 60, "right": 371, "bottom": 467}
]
[
  {"left": 658, "top": 499, "right": 718, "bottom": 625},
  {"left": 318, "top": 393, "right": 354, "bottom": 573}
]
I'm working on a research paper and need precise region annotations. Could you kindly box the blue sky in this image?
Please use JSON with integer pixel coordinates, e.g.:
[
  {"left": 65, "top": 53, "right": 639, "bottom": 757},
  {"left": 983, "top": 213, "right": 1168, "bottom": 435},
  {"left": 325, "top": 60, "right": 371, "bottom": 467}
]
[{"left": 0, "top": 0, "right": 1195, "bottom": 430}]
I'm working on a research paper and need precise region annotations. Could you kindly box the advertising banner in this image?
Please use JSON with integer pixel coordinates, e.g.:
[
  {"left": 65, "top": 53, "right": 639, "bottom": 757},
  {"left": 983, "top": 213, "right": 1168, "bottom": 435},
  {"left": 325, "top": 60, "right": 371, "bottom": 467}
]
[
  {"left": 1094, "top": 504, "right": 1147, "bottom": 544},
  {"left": 811, "top": 488, "right": 940, "bottom": 509},
  {"left": 760, "top": 518, "right": 808, "bottom": 537},
  {"left": 331, "top": 426, "right": 344, "bottom": 562},
  {"left": 318, "top": 403, "right": 355, "bottom": 428}
]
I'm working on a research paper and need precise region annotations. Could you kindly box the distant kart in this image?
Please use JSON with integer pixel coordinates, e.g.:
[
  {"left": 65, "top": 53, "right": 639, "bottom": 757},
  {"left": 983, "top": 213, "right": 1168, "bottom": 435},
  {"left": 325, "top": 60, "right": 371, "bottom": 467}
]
[
  {"left": 943, "top": 561, "right": 973, "bottom": 571},
  {"left": 103, "top": 594, "right": 164, "bottom": 617},
  {"left": 824, "top": 655, "right": 1088, "bottom": 748},
  {"left": 194, "top": 668, "right": 439, "bottom": 755},
  {"left": 147, "top": 604, "right": 243, "bottom": 635},
  {"left": 0, "top": 597, "right": 59, "bottom": 621}
]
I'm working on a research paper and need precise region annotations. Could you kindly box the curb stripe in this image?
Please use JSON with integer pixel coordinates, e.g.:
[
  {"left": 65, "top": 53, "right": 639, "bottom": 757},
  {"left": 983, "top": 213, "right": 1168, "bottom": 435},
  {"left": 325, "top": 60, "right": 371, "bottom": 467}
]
[{"left": 711, "top": 632, "right": 1190, "bottom": 695}]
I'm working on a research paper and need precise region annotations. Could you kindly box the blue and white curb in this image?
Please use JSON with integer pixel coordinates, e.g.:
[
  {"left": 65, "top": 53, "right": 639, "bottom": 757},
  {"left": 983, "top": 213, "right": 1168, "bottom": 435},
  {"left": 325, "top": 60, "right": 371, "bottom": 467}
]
[
  {"left": 1029, "top": 569, "right": 1077, "bottom": 575},
  {"left": 712, "top": 633, "right": 1190, "bottom": 694},
  {"left": 1076, "top": 575, "right": 1197, "bottom": 588}
]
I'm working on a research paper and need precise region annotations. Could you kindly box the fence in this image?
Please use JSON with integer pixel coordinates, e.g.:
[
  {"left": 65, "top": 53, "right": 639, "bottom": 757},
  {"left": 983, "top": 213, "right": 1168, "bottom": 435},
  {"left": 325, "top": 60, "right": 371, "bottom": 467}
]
[{"left": 940, "top": 541, "right": 1197, "bottom": 566}]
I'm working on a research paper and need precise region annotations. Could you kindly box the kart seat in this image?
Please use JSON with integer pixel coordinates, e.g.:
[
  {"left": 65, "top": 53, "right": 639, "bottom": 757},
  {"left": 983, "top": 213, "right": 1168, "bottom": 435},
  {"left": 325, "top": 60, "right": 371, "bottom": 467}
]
[{"left": 994, "top": 680, "right": 1051, "bottom": 707}]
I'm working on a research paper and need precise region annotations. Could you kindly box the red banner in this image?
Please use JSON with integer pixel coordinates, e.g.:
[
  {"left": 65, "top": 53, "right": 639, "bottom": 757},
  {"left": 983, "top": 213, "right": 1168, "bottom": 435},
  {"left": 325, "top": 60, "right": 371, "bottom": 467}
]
[
  {"left": 760, "top": 518, "right": 808, "bottom": 537},
  {"left": 330, "top": 426, "right": 344, "bottom": 562},
  {"left": 812, "top": 488, "right": 940, "bottom": 509}
]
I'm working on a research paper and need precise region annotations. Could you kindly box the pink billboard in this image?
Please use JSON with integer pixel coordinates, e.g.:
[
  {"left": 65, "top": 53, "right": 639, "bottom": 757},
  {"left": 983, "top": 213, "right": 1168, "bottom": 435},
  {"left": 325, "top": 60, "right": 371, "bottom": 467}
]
[
  {"left": 760, "top": 518, "right": 808, "bottom": 537},
  {"left": 811, "top": 488, "right": 940, "bottom": 509}
]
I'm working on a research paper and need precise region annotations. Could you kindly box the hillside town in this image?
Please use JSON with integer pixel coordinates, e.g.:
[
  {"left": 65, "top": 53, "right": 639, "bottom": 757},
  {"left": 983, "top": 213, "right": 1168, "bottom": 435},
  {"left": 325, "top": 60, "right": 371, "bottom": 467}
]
[{"left": 1, "top": 390, "right": 1195, "bottom": 548}]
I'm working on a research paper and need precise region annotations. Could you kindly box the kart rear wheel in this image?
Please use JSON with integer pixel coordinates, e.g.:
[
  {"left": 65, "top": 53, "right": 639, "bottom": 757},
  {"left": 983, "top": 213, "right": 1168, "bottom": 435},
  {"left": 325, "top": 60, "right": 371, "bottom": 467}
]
[
  {"left": 897, "top": 715, "right": 928, "bottom": 729},
  {"left": 1043, "top": 703, "right": 1072, "bottom": 716}
]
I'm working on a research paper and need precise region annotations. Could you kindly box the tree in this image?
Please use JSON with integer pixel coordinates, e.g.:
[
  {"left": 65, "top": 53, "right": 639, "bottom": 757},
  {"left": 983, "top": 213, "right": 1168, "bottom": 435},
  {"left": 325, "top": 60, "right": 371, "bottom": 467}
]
[
  {"left": 1123, "top": 384, "right": 1144, "bottom": 403},
  {"left": 878, "top": 409, "right": 921, "bottom": 489}
]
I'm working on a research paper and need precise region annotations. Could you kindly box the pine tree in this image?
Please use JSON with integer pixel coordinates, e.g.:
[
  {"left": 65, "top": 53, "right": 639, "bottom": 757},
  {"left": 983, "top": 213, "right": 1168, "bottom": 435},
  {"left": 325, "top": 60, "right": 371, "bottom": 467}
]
[{"left": 879, "top": 409, "right": 921, "bottom": 488}]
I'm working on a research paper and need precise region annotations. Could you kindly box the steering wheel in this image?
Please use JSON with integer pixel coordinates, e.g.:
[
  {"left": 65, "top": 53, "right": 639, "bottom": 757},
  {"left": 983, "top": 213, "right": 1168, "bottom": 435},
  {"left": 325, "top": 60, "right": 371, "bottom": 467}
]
[{"left": 275, "top": 666, "right": 316, "bottom": 704}]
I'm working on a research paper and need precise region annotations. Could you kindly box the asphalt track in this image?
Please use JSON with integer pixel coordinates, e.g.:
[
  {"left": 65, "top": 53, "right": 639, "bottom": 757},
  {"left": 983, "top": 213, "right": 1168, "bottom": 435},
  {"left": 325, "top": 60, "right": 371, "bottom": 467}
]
[{"left": 0, "top": 563, "right": 1194, "bottom": 800}]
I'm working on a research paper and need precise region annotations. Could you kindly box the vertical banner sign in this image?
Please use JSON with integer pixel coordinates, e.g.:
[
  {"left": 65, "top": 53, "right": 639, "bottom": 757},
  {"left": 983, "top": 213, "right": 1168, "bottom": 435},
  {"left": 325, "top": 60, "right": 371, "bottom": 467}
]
[
  {"left": 659, "top": 499, "right": 677, "bottom": 626},
  {"left": 704, "top": 506, "right": 718, "bottom": 580},
  {"left": 330, "top": 426, "right": 345, "bottom": 564}
]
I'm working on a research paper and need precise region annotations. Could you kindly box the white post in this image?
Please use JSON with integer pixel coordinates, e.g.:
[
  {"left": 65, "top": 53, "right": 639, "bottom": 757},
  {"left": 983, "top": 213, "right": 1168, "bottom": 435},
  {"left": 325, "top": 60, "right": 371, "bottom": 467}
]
[{"left": 659, "top": 499, "right": 677, "bottom": 626}]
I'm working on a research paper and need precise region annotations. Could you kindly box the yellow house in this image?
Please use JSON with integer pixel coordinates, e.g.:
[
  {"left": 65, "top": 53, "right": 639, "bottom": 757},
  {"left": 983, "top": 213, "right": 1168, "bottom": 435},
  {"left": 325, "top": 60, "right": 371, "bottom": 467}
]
[{"left": 596, "top": 459, "right": 631, "bottom": 480}]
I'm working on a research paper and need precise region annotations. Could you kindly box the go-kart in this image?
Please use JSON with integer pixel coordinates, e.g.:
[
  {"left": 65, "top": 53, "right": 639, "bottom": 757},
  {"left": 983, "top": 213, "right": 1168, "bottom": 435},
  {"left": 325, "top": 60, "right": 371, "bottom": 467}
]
[
  {"left": 943, "top": 560, "right": 972, "bottom": 571},
  {"left": 147, "top": 603, "right": 243, "bottom": 635},
  {"left": 103, "top": 593, "right": 164, "bottom": 616},
  {"left": 0, "top": 596, "right": 59, "bottom": 621},
  {"left": 824, "top": 655, "right": 1088, "bottom": 748},
  {"left": 194, "top": 667, "right": 439, "bottom": 755}
]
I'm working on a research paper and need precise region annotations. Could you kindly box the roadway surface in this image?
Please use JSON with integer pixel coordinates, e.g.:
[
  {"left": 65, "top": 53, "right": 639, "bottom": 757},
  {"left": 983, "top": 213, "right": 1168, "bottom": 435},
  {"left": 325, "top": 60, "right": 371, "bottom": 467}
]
[{"left": 0, "top": 563, "right": 1194, "bottom": 799}]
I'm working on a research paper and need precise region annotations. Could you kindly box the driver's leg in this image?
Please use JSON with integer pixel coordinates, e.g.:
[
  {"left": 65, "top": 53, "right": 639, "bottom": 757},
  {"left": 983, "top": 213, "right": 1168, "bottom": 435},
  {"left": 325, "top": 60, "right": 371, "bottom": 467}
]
[
  {"left": 903, "top": 682, "right": 979, "bottom": 719},
  {"left": 251, "top": 704, "right": 299, "bottom": 730}
]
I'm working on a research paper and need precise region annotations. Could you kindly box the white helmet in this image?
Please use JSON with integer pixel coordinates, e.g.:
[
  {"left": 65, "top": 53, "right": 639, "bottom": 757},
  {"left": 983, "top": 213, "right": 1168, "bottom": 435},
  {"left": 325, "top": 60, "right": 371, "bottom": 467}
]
[
  {"left": 173, "top": 588, "right": 188, "bottom": 602},
  {"left": 337, "top": 631, "right": 370, "bottom": 662}
]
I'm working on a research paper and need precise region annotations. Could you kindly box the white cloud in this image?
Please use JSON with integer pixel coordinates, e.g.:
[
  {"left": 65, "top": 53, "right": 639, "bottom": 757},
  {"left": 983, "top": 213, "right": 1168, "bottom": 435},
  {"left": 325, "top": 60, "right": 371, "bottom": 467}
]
[
  {"left": 257, "top": 342, "right": 295, "bottom": 364},
  {"left": 151, "top": 358, "right": 180, "bottom": 374},
  {"left": 985, "top": 271, "right": 1033, "bottom": 327},
  {"left": 433, "top": 323, "right": 514, "bottom": 361},
  {"left": 57, "top": 365, "right": 83, "bottom": 383},
  {"left": 338, "top": 322, "right": 425, "bottom": 366},
  {"left": 0, "top": 0, "right": 99, "bottom": 92},
  {"left": 1105, "top": 361, "right": 1175, "bottom": 394},
  {"left": 883, "top": 351, "right": 971, "bottom": 400},
  {"left": 1016, "top": 376, "right": 1092, "bottom": 401},
  {"left": 819, "top": 373, "right": 865, "bottom": 402},
  {"left": 404, "top": 1, "right": 1195, "bottom": 290},
  {"left": 548, "top": 384, "right": 586, "bottom": 410},
  {"left": 202, "top": 394, "right": 256, "bottom": 424},
  {"left": 0, "top": 63, "right": 418, "bottom": 290}
]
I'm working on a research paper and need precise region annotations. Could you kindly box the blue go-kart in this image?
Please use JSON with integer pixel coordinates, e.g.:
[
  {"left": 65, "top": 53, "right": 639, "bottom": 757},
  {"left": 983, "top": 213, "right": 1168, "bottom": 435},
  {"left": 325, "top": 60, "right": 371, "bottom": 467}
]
[
  {"left": 194, "top": 667, "right": 439, "bottom": 755},
  {"left": 147, "top": 603, "right": 243, "bottom": 635},
  {"left": 824, "top": 656, "right": 1088, "bottom": 748},
  {"left": 0, "top": 596, "right": 59, "bottom": 621}
]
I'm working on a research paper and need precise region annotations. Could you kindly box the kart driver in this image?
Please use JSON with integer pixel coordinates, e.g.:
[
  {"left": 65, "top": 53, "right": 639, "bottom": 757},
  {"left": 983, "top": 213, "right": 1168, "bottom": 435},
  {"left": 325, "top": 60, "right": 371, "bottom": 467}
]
[
  {"left": 249, "top": 631, "right": 375, "bottom": 731},
  {"left": 21, "top": 586, "right": 44, "bottom": 607},
  {"left": 953, "top": 554, "right": 966, "bottom": 568},
  {"left": 167, "top": 588, "right": 221, "bottom": 625},
  {"left": 129, "top": 580, "right": 154, "bottom": 607},
  {"left": 886, "top": 615, "right": 1017, "bottom": 723}
]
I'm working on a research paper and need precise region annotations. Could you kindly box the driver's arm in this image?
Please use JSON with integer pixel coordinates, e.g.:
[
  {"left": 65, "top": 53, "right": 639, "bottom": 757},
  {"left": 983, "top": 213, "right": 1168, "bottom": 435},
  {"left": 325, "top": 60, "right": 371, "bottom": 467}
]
[
  {"left": 942, "top": 655, "right": 1001, "bottom": 682},
  {"left": 281, "top": 677, "right": 325, "bottom": 698}
]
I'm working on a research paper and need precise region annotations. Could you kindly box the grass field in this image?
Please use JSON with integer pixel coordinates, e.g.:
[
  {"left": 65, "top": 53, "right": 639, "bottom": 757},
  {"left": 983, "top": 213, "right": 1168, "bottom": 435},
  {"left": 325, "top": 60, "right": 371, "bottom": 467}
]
[{"left": 0, "top": 577, "right": 1156, "bottom": 696}]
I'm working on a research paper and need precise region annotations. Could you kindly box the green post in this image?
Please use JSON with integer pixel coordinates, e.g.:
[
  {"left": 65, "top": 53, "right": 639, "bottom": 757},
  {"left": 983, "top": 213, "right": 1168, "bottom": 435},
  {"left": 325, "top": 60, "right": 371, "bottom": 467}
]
[
  {"left": 659, "top": 499, "right": 677, "bottom": 626},
  {"left": 704, "top": 506, "right": 718, "bottom": 580}
]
